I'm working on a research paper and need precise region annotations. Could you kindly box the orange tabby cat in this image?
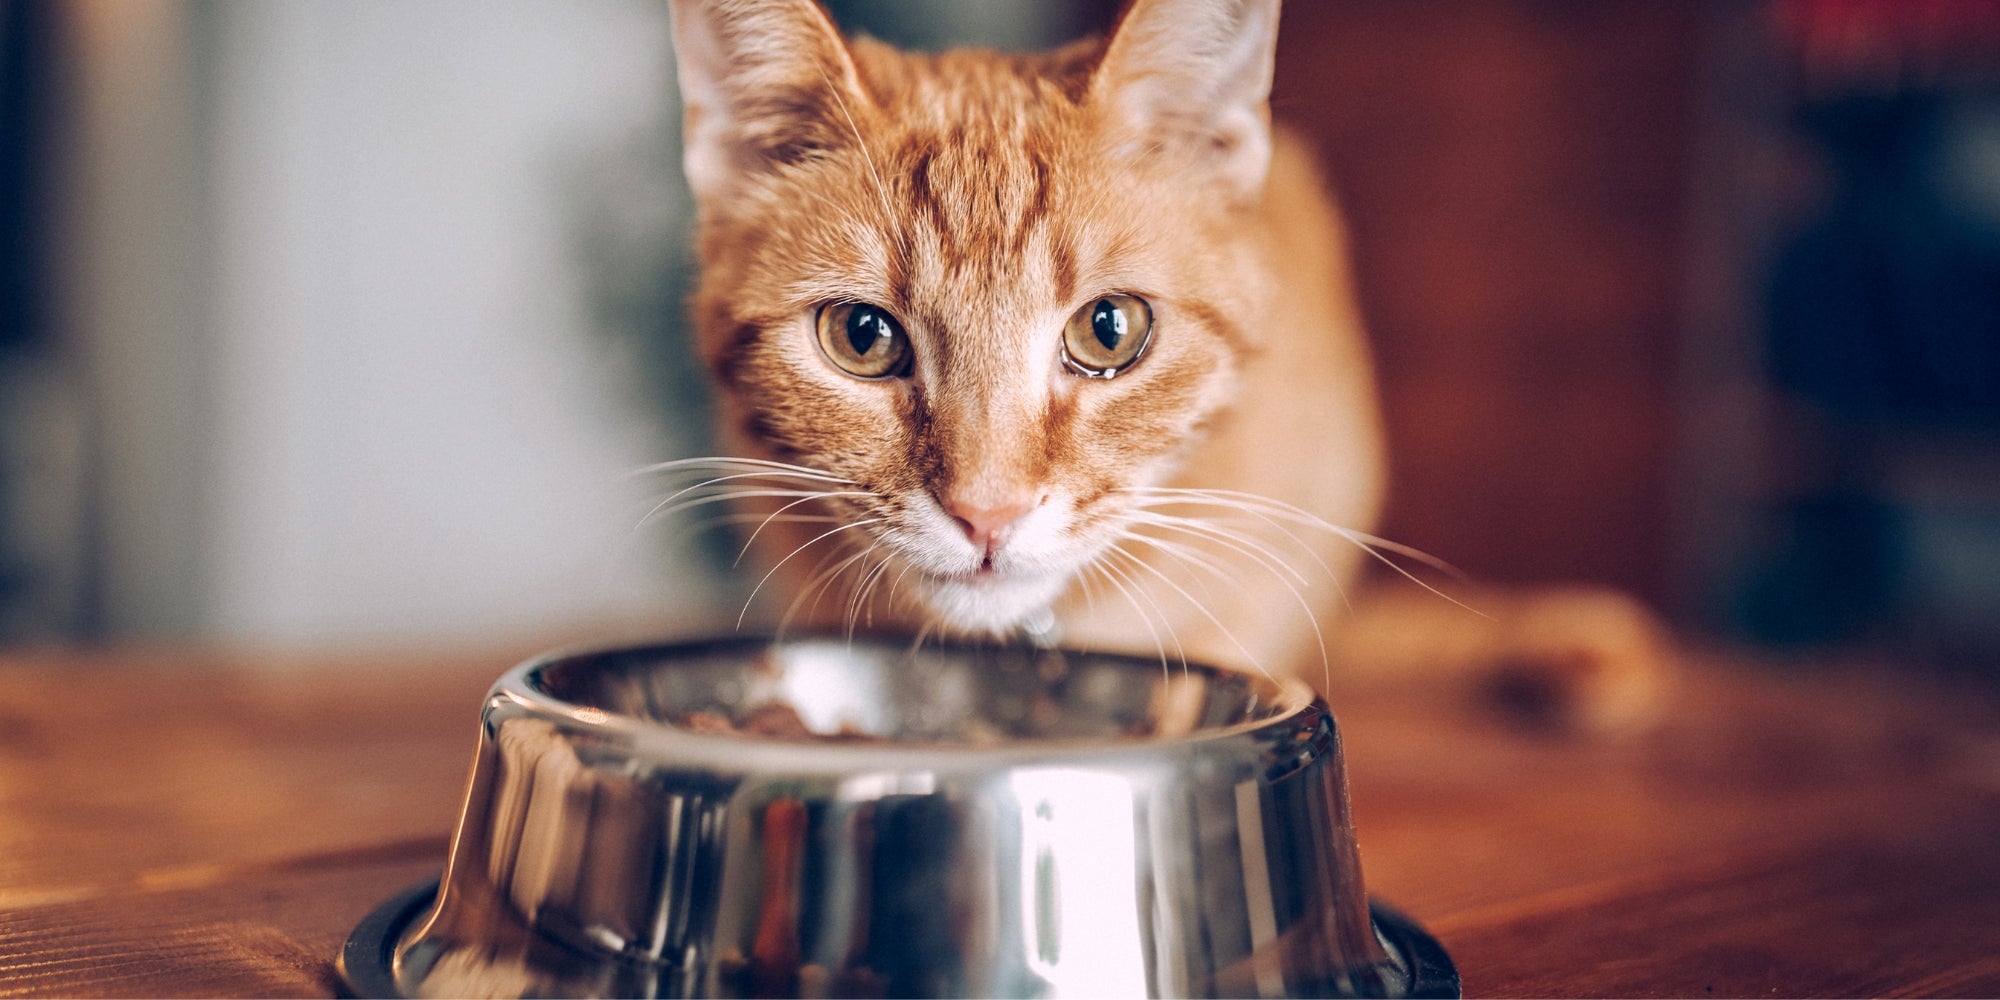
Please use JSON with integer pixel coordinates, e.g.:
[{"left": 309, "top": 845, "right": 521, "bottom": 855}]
[{"left": 662, "top": 0, "right": 1664, "bottom": 729}]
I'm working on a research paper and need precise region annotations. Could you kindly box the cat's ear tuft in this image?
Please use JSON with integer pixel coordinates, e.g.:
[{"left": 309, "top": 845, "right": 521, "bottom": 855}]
[
  {"left": 1090, "top": 0, "right": 1281, "bottom": 200},
  {"left": 670, "top": 0, "right": 870, "bottom": 204}
]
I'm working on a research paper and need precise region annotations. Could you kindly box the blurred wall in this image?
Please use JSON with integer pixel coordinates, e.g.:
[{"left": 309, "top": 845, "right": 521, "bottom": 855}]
[
  {"left": 1273, "top": 1, "right": 1702, "bottom": 610},
  {"left": 37, "top": 0, "right": 724, "bottom": 645},
  {"left": 1273, "top": 0, "right": 2000, "bottom": 667}
]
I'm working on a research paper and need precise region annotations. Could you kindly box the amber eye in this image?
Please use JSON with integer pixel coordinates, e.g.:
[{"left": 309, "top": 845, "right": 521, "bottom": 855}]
[
  {"left": 1061, "top": 294, "right": 1153, "bottom": 377},
  {"left": 816, "top": 302, "right": 912, "bottom": 379}
]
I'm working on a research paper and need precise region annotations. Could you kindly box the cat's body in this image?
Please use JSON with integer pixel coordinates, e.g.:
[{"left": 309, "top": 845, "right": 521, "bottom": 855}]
[{"left": 666, "top": 0, "right": 1664, "bottom": 724}]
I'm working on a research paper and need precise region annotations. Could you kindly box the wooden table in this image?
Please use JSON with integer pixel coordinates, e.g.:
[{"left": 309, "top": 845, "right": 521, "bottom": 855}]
[{"left": 2, "top": 640, "right": 1997, "bottom": 997}]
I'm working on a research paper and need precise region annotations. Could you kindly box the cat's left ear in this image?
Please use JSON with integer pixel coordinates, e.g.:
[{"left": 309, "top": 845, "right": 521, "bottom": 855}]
[
  {"left": 669, "top": 0, "right": 870, "bottom": 205},
  {"left": 1090, "top": 0, "right": 1281, "bottom": 200}
]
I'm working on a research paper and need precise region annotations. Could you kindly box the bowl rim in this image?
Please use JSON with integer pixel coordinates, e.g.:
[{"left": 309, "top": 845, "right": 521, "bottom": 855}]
[{"left": 482, "top": 632, "right": 1328, "bottom": 774}]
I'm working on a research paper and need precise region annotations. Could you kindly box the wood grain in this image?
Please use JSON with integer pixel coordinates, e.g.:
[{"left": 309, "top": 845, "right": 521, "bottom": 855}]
[{"left": 1, "top": 643, "right": 1997, "bottom": 997}]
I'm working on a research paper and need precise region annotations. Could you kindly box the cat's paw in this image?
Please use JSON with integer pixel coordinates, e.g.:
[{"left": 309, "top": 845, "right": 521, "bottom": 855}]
[
  {"left": 1478, "top": 586, "right": 1671, "bottom": 734},
  {"left": 1331, "top": 583, "right": 1674, "bottom": 735}
]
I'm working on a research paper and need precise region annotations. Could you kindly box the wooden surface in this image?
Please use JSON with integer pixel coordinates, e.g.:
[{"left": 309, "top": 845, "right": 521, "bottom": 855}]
[{"left": 2, "top": 642, "right": 1998, "bottom": 998}]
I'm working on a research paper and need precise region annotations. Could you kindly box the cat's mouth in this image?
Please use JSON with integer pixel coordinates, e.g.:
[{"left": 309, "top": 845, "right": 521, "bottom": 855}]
[
  {"left": 932, "top": 561, "right": 1013, "bottom": 586},
  {"left": 908, "top": 557, "right": 1072, "bottom": 635},
  {"left": 954, "top": 556, "right": 1001, "bottom": 579}
]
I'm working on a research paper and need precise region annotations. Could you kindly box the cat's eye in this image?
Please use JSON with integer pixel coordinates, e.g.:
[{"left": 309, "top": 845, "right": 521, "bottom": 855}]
[
  {"left": 816, "top": 302, "right": 913, "bottom": 379},
  {"left": 1061, "top": 294, "right": 1153, "bottom": 378}
]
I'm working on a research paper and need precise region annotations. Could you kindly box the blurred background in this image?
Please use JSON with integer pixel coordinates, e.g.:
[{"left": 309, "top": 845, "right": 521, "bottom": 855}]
[{"left": 1, "top": 0, "right": 1996, "bottom": 673}]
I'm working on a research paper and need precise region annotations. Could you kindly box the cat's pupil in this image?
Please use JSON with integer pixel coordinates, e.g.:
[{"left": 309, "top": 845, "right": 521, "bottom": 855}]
[
  {"left": 1092, "top": 299, "right": 1126, "bottom": 351},
  {"left": 847, "top": 305, "right": 890, "bottom": 357}
]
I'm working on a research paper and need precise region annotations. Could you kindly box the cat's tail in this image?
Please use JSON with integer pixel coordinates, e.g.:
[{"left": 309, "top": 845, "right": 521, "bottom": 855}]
[{"left": 1326, "top": 582, "right": 1673, "bottom": 735}]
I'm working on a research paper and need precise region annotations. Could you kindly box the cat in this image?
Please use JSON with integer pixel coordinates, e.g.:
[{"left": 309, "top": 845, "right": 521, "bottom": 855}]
[{"left": 658, "top": 0, "right": 1665, "bottom": 731}]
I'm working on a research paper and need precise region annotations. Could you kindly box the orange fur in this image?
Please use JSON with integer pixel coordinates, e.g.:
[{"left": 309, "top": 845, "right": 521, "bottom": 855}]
[{"left": 667, "top": 0, "right": 1664, "bottom": 730}]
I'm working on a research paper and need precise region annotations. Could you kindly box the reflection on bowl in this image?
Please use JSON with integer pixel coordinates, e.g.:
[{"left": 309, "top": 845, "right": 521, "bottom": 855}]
[{"left": 341, "top": 635, "right": 1457, "bottom": 998}]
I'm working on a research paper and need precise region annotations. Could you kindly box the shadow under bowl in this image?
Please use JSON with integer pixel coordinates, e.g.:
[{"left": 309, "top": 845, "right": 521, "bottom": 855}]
[{"left": 339, "top": 635, "right": 1457, "bottom": 998}]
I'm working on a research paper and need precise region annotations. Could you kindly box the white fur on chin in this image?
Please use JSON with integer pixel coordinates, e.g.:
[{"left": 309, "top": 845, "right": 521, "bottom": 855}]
[{"left": 915, "top": 569, "right": 1071, "bottom": 637}]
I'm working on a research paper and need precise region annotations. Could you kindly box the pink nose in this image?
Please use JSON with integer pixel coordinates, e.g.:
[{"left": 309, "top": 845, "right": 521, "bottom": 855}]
[{"left": 942, "top": 494, "right": 1040, "bottom": 554}]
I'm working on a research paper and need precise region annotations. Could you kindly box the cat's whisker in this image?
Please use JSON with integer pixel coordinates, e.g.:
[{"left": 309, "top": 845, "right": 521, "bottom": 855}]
[
  {"left": 1116, "top": 531, "right": 1251, "bottom": 599},
  {"left": 1098, "top": 545, "right": 1194, "bottom": 671},
  {"left": 1128, "top": 494, "right": 1342, "bottom": 586},
  {"left": 908, "top": 619, "right": 939, "bottom": 661},
  {"left": 1127, "top": 510, "right": 1355, "bottom": 617},
  {"left": 803, "top": 531, "right": 909, "bottom": 644},
  {"left": 1271, "top": 519, "right": 1493, "bottom": 618},
  {"left": 1123, "top": 509, "right": 1313, "bottom": 587},
  {"left": 665, "top": 512, "right": 844, "bottom": 554},
  {"left": 1118, "top": 527, "right": 1333, "bottom": 690},
  {"left": 781, "top": 540, "right": 873, "bottom": 635},
  {"left": 1121, "top": 488, "right": 1346, "bottom": 579},
  {"left": 882, "top": 558, "right": 926, "bottom": 628},
  {"left": 1072, "top": 559, "right": 1105, "bottom": 616},
  {"left": 841, "top": 557, "right": 870, "bottom": 636},
  {"left": 773, "top": 548, "right": 843, "bottom": 640},
  {"left": 1128, "top": 487, "right": 1466, "bottom": 579},
  {"left": 1107, "top": 545, "right": 1270, "bottom": 680},
  {"left": 866, "top": 555, "right": 900, "bottom": 631},
  {"left": 1116, "top": 528, "right": 1237, "bottom": 607},
  {"left": 630, "top": 455, "right": 854, "bottom": 485},
  {"left": 1096, "top": 552, "right": 1184, "bottom": 668},
  {"left": 861, "top": 552, "right": 903, "bottom": 630},
  {"left": 846, "top": 549, "right": 898, "bottom": 638},
  {"left": 638, "top": 469, "right": 864, "bottom": 529},
  {"left": 738, "top": 518, "right": 886, "bottom": 630},
  {"left": 636, "top": 488, "right": 868, "bottom": 532},
  {"left": 1081, "top": 556, "right": 1178, "bottom": 679},
  {"left": 1121, "top": 486, "right": 1487, "bottom": 619},
  {"left": 684, "top": 512, "right": 844, "bottom": 532},
  {"left": 624, "top": 458, "right": 905, "bottom": 628},
  {"left": 733, "top": 490, "right": 882, "bottom": 566},
  {"left": 632, "top": 485, "right": 876, "bottom": 570},
  {"left": 1319, "top": 527, "right": 1491, "bottom": 619}
]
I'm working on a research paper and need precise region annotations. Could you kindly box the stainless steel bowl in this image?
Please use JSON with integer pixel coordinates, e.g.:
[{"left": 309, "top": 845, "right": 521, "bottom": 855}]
[{"left": 339, "top": 636, "right": 1456, "bottom": 998}]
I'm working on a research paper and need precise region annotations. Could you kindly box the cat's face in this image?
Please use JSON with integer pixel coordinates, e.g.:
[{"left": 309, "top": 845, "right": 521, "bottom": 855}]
[{"left": 673, "top": 0, "right": 1280, "bottom": 635}]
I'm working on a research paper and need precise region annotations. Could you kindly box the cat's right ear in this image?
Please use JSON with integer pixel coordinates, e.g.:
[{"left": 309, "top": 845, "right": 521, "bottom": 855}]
[{"left": 669, "top": 0, "right": 869, "bottom": 204}]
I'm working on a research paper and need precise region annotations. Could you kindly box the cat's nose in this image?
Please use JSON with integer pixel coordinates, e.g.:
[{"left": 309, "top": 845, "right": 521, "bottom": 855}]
[{"left": 942, "top": 494, "right": 1040, "bottom": 555}]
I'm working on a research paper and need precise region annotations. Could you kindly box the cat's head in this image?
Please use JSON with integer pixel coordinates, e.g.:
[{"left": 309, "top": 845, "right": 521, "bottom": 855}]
[{"left": 671, "top": 0, "right": 1281, "bottom": 635}]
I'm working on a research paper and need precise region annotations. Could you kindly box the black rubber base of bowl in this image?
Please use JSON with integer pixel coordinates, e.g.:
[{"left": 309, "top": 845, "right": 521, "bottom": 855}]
[
  {"left": 336, "top": 881, "right": 433, "bottom": 999},
  {"left": 1369, "top": 901, "right": 1461, "bottom": 999},
  {"left": 338, "top": 880, "right": 1459, "bottom": 998}
]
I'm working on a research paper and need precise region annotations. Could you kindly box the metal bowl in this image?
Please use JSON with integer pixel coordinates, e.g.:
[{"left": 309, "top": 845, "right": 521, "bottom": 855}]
[{"left": 339, "top": 635, "right": 1457, "bottom": 998}]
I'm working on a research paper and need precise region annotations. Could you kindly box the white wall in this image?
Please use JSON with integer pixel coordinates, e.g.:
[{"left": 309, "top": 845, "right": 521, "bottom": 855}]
[
  {"left": 195, "top": 1, "right": 718, "bottom": 644},
  {"left": 58, "top": 0, "right": 212, "bottom": 637}
]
